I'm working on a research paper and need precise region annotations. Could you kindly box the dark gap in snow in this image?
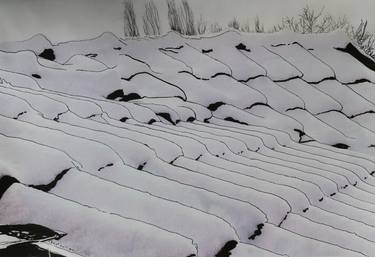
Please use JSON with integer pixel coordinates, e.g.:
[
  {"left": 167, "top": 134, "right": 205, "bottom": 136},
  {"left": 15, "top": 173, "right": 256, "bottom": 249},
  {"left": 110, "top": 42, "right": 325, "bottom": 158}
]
[
  {"left": 38, "top": 48, "right": 55, "bottom": 61},
  {"left": 349, "top": 110, "right": 375, "bottom": 119},
  {"left": 285, "top": 106, "right": 305, "bottom": 112},
  {"left": 13, "top": 111, "right": 27, "bottom": 120},
  {"left": 159, "top": 48, "right": 178, "bottom": 54},
  {"left": 98, "top": 163, "right": 114, "bottom": 171},
  {"left": 186, "top": 254, "right": 196, "bottom": 257},
  {"left": 291, "top": 42, "right": 304, "bottom": 48},
  {"left": 113, "top": 47, "right": 122, "bottom": 50},
  {"left": 224, "top": 117, "right": 248, "bottom": 125},
  {"left": 187, "top": 116, "right": 195, "bottom": 122},
  {"left": 178, "top": 70, "right": 209, "bottom": 80},
  {"left": 300, "top": 139, "right": 315, "bottom": 144},
  {"left": 246, "top": 102, "right": 270, "bottom": 109},
  {"left": 120, "top": 117, "right": 128, "bottom": 122},
  {"left": 330, "top": 192, "right": 336, "bottom": 196},
  {"left": 353, "top": 181, "right": 357, "bottom": 187},
  {"left": 343, "top": 78, "right": 371, "bottom": 85},
  {"left": 156, "top": 112, "right": 176, "bottom": 125},
  {"left": 307, "top": 48, "right": 314, "bottom": 50},
  {"left": 203, "top": 118, "right": 210, "bottom": 123},
  {"left": 332, "top": 143, "right": 350, "bottom": 149},
  {"left": 335, "top": 43, "right": 375, "bottom": 71},
  {"left": 211, "top": 72, "right": 232, "bottom": 79},
  {"left": 120, "top": 93, "right": 142, "bottom": 102},
  {"left": 164, "top": 45, "right": 184, "bottom": 50},
  {"left": 308, "top": 76, "right": 336, "bottom": 85},
  {"left": 278, "top": 214, "right": 288, "bottom": 227},
  {"left": 235, "top": 43, "right": 250, "bottom": 52},
  {"left": 293, "top": 128, "right": 306, "bottom": 143},
  {"left": 201, "top": 48, "right": 213, "bottom": 53},
  {"left": 319, "top": 197, "right": 324, "bottom": 202},
  {"left": 29, "top": 168, "right": 71, "bottom": 192},
  {"left": 195, "top": 154, "right": 202, "bottom": 161},
  {"left": 302, "top": 207, "right": 309, "bottom": 213},
  {"left": 148, "top": 119, "right": 157, "bottom": 124},
  {"left": 343, "top": 184, "right": 349, "bottom": 189},
  {"left": 106, "top": 89, "right": 124, "bottom": 100},
  {"left": 238, "top": 74, "right": 264, "bottom": 83},
  {"left": 371, "top": 171, "right": 375, "bottom": 176},
  {"left": 248, "top": 223, "right": 264, "bottom": 240},
  {"left": 0, "top": 224, "right": 65, "bottom": 242},
  {"left": 31, "top": 74, "right": 41, "bottom": 79},
  {"left": 215, "top": 240, "right": 238, "bottom": 257},
  {"left": 85, "top": 53, "right": 98, "bottom": 58},
  {"left": 273, "top": 76, "right": 301, "bottom": 83},
  {"left": 207, "top": 101, "right": 225, "bottom": 111},
  {"left": 86, "top": 114, "right": 97, "bottom": 119},
  {"left": 369, "top": 145, "right": 375, "bottom": 148},
  {"left": 0, "top": 242, "right": 65, "bottom": 257},
  {"left": 270, "top": 43, "right": 286, "bottom": 47},
  {"left": 53, "top": 112, "right": 65, "bottom": 122},
  {"left": 137, "top": 162, "right": 147, "bottom": 170},
  {"left": 0, "top": 176, "right": 19, "bottom": 199},
  {"left": 175, "top": 119, "right": 181, "bottom": 124}
]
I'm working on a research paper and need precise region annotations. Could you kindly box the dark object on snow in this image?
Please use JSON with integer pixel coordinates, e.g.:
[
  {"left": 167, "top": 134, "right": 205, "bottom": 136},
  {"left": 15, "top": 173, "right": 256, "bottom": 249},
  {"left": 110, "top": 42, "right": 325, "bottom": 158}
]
[
  {"left": 202, "top": 48, "right": 213, "bottom": 53},
  {"left": 0, "top": 243, "right": 65, "bottom": 257},
  {"left": 31, "top": 74, "right": 41, "bottom": 79},
  {"left": 331, "top": 143, "right": 350, "bottom": 149},
  {"left": 106, "top": 89, "right": 124, "bottom": 100},
  {"left": 38, "top": 49, "right": 55, "bottom": 61},
  {"left": 113, "top": 47, "right": 122, "bottom": 50},
  {"left": 215, "top": 240, "right": 238, "bottom": 257},
  {"left": 224, "top": 117, "right": 248, "bottom": 125},
  {"left": 29, "top": 168, "right": 70, "bottom": 192},
  {"left": 13, "top": 111, "right": 27, "bottom": 120},
  {"left": 137, "top": 162, "right": 147, "bottom": 170},
  {"left": 156, "top": 112, "right": 176, "bottom": 125},
  {"left": 336, "top": 43, "right": 375, "bottom": 71},
  {"left": 249, "top": 223, "right": 264, "bottom": 240},
  {"left": 0, "top": 176, "right": 19, "bottom": 199},
  {"left": 207, "top": 101, "right": 225, "bottom": 111},
  {"left": 148, "top": 119, "right": 157, "bottom": 125},
  {"left": 120, "top": 117, "right": 128, "bottom": 122},
  {"left": 235, "top": 43, "right": 250, "bottom": 52},
  {"left": 0, "top": 224, "right": 65, "bottom": 242},
  {"left": 120, "top": 93, "right": 142, "bottom": 102},
  {"left": 85, "top": 53, "right": 98, "bottom": 58},
  {"left": 98, "top": 163, "right": 114, "bottom": 171}
]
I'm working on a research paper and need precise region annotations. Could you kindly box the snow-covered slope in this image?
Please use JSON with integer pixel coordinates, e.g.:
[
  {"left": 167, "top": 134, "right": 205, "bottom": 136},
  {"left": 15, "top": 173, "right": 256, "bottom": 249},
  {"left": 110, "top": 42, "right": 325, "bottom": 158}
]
[{"left": 1, "top": 30, "right": 375, "bottom": 257}]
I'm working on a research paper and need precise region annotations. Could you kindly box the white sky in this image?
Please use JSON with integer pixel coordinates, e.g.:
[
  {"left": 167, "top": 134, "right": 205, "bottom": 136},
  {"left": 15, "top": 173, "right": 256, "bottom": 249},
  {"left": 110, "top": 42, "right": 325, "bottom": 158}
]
[{"left": 0, "top": 0, "right": 374, "bottom": 43}]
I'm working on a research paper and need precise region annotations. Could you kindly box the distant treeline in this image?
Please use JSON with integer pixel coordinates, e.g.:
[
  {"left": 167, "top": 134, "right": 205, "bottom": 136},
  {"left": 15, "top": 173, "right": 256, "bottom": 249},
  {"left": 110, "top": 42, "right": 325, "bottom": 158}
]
[{"left": 123, "top": 0, "right": 374, "bottom": 59}]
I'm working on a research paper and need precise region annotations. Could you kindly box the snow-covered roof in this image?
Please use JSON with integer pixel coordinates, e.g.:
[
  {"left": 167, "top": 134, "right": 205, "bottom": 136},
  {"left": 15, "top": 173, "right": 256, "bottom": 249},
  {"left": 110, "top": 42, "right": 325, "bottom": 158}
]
[{"left": 1, "top": 30, "right": 375, "bottom": 257}]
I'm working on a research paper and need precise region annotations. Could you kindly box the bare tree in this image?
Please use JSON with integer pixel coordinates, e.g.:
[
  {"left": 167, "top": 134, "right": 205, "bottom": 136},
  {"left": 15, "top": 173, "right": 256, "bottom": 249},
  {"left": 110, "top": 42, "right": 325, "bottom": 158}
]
[
  {"left": 240, "top": 20, "right": 251, "bottom": 33},
  {"left": 123, "top": 0, "right": 139, "bottom": 37},
  {"left": 167, "top": 0, "right": 183, "bottom": 34},
  {"left": 348, "top": 20, "right": 375, "bottom": 59},
  {"left": 143, "top": 0, "right": 161, "bottom": 36},
  {"left": 254, "top": 16, "right": 264, "bottom": 33},
  {"left": 210, "top": 22, "right": 223, "bottom": 33},
  {"left": 181, "top": 0, "right": 196, "bottom": 35},
  {"left": 228, "top": 17, "right": 240, "bottom": 30},
  {"left": 197, "top": 15, "right": 207, "bottom": 35}
]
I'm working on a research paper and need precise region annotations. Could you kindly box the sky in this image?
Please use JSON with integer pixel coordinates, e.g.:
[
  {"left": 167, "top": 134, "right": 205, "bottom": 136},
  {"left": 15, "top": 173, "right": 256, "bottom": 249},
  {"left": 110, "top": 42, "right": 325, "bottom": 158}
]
[{"left": 0, "top": 0, "right": 374, "bottom": 43}]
